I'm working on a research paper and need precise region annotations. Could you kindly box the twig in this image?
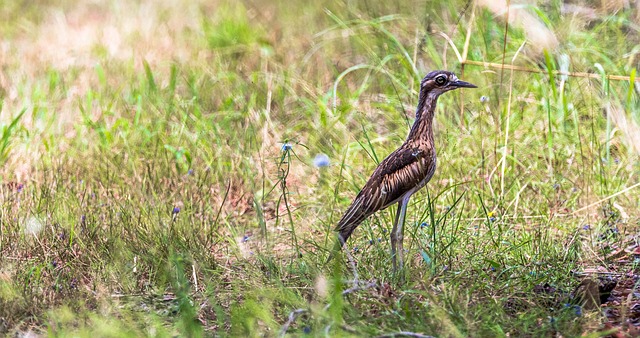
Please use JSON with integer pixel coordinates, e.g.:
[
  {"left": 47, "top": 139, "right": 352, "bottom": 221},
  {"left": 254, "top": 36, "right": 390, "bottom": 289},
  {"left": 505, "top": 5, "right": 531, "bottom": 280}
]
[
  {"left": 462, "top": 60, "right": 637, "bottom": 82},
  {"left": 192, "top": 263, "right": 198, "bottom": 292},
  {"left": 323, "top": 279, "right": 377, "bottom": 312},
  {"left": 571, "top": 271, "right": 638, "bottom": 279},
  {"left": 278, "top": 280, "right": 376, "bottom": 335},
  {"left": 569, "top": 181, "right": 640, "bottom": 214},
  {"left": 342, "top": 280, "right": 377, "bottom": 296},
  {"left": 342, "top": 240, "right": 359, "bottom": 283},
  {"left": 376, "top": 332, "right": 436, "bottom": 338},
  {"left": 278, "top": 308, "right": 307, "bottom": 337}
]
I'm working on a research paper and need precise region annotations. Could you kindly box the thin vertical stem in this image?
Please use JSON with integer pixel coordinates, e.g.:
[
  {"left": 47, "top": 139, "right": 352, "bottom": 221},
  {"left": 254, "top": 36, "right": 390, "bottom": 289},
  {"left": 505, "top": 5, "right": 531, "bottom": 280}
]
[
  {"left": 460, "top": 1, "right": 477, "bottom": 127},
  {"left": 500, "top": 41, "right": 526, "bottom": 200},
  {"left": 499, "top": 0, "right": 511, "bottom": 107}
]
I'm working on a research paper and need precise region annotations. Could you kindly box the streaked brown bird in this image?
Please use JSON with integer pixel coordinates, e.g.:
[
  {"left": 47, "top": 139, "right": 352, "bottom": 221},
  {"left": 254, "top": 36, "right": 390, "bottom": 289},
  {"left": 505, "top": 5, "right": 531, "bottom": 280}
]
[{"left": 335, "top": 70, "right": 476, "bottom": 271}]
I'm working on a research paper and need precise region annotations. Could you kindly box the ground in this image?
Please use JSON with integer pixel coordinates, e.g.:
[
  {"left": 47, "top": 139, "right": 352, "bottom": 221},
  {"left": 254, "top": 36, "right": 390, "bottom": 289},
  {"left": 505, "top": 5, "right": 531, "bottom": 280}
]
[{"left": 1, "top": 0, "right": 640, "bottom": 336}]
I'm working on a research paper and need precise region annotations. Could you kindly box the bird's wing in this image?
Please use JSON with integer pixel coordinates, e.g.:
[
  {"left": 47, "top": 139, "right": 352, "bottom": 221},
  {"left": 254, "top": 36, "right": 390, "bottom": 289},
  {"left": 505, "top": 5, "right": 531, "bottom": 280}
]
[{"left": 335, "top": 144, "right": 435, "bottom": 243}]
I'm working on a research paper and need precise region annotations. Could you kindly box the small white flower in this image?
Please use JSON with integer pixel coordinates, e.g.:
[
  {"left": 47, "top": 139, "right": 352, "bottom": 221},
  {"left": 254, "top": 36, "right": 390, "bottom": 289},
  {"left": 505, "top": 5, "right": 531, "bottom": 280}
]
[
  {"left": 480, "top": 96, "right": 489, "bottom": 103},
  {"left": 24, "top": 216, "right": 43, "bottom": 236}
]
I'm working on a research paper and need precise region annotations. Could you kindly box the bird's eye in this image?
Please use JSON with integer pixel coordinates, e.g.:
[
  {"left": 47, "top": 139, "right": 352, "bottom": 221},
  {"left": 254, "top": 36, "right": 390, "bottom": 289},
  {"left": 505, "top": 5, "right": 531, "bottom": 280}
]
[{"left": 435, "top": 75, "right": 447, "bottom": 86}]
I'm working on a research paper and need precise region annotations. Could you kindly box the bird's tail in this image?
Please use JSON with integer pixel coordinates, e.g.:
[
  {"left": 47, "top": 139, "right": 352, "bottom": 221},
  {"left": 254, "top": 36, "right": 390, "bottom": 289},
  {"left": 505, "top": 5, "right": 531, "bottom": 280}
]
[
  {"left": 326, "top": 195, "right": 370, "bottom": 264},
  {"left": 334, "top": 198, "right": 368, "bottom": 243}
]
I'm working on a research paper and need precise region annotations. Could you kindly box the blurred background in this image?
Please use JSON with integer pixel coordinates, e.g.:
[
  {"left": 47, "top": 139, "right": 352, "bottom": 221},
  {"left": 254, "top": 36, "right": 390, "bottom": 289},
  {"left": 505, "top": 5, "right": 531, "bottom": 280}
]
[{"left": 1, "top": 0, "right": 640, "bottom": 336}]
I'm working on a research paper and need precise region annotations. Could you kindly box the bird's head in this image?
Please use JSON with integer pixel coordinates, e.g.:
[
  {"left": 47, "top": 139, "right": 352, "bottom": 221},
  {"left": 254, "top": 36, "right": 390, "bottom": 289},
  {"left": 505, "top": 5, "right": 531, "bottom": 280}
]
[{"left": 420, "top": 70, "right": 477, "bottom": 98}]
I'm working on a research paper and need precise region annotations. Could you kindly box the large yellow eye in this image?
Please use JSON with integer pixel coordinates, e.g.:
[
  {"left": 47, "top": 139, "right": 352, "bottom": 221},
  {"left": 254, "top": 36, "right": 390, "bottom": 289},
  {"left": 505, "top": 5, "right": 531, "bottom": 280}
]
[{"left": 435, "top": 75, "right": 447, "bottom": 86}]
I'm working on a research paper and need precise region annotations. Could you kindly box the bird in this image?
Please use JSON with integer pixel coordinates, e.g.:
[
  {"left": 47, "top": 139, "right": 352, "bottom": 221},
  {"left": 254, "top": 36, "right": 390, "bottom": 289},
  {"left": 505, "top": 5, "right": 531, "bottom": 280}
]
[{"left": 334, "top": 70, "right": 476, "bottom": 272}]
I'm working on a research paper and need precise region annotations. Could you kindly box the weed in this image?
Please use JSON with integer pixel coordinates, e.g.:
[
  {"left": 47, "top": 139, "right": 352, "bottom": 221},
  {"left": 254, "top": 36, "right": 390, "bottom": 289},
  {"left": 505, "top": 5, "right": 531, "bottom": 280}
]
[{"left": 0, "top": 0, "right": 638, "bottom": 336}]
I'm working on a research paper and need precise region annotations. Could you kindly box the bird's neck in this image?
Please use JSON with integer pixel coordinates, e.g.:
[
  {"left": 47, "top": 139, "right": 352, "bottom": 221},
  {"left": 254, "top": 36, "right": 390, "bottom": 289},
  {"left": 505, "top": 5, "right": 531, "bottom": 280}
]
[{"left": 407, "top": 92, "right": 438, "bottom": 141}]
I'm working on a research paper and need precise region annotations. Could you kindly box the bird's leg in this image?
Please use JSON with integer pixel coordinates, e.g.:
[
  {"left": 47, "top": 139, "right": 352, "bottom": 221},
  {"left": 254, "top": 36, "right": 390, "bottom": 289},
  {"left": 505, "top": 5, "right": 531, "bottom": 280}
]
[
  {"left": 390, "top": 195, "right": 410, "bottom": 274},
  {"left": 390, "top": 201, "right": 401, "bottom": 272}
]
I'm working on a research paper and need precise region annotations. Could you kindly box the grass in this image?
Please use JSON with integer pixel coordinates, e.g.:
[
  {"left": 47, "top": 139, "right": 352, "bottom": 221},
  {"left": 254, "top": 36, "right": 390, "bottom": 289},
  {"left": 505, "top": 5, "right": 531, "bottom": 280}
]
[{"left": 0, "top": 0, "right": 639, "bottom": 336}]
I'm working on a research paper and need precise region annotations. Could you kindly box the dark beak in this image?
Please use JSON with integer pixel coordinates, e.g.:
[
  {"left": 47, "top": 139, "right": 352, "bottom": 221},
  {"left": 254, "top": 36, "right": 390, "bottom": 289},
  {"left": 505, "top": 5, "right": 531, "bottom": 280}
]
[{"left": 452, "top": 80, "right": 477, "bottom": 88}]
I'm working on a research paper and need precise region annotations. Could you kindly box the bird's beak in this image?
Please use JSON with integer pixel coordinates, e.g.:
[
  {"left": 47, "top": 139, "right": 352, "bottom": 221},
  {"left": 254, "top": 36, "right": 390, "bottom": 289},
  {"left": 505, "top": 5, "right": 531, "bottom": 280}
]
[{"left": 452, "top": 80, "right": 477, "bottom": 88}]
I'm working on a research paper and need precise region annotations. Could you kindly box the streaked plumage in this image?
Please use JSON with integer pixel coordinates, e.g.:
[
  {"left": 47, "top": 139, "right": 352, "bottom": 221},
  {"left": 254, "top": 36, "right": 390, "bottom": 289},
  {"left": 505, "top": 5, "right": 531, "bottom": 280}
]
[{"left": 334, "top": 70, "right": 477, "bottom": 271}]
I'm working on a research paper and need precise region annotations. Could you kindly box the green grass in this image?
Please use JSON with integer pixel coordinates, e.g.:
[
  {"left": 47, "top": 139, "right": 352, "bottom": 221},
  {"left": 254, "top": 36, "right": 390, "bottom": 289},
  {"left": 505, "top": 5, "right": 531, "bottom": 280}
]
[{"left": 1, "top": 0, "right": 639, "bottom": 336}]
